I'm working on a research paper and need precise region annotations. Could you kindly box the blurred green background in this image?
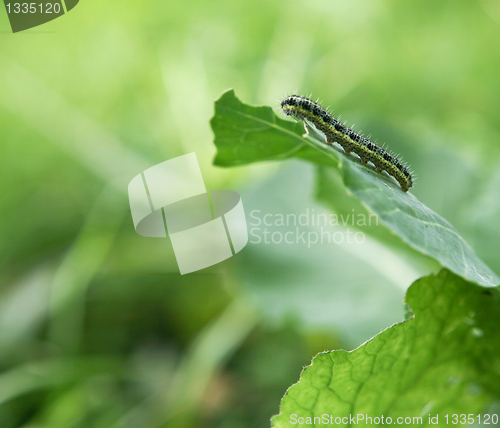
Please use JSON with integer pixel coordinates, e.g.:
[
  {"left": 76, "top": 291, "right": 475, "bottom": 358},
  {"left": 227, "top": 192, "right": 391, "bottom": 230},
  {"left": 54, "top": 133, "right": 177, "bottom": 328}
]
[{"left": 1, "top": 0, "right": 500, "bottom": 427}]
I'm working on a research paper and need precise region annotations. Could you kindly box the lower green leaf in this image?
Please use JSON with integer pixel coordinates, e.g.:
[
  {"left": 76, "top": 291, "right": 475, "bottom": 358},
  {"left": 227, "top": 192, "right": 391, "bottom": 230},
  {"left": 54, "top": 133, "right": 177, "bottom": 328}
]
[{"left": 272, "top": 269, "right": 500, "bottom": 427}]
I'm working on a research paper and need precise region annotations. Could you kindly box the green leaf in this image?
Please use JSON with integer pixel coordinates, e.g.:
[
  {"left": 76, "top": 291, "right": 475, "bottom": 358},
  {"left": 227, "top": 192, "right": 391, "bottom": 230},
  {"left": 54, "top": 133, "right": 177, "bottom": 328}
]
[
  {"left": 210, "top": 89, "right": 500, "bottom": 287},
  {"left": 271, "top": 269, "right": 500, "bottom": 427},
  {"left": 211, "top": 89, "right": 309, "bottom": 166},
  {"left": 315, "top": 166, "right": 420, "bottom": 252}
]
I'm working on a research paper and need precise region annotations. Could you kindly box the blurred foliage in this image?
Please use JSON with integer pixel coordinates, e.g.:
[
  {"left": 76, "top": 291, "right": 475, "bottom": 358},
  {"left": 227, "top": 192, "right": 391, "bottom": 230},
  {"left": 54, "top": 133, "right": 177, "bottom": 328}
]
[{"left": 1, "top": 0, "right": 500, "bottom": 427}]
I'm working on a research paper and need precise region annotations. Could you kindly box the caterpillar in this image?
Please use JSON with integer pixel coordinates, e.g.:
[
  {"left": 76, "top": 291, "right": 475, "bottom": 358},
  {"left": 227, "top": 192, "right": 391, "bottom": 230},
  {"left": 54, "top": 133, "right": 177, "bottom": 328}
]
[{"left": 281, "top": 95, "right": 413, "bottom": 192}]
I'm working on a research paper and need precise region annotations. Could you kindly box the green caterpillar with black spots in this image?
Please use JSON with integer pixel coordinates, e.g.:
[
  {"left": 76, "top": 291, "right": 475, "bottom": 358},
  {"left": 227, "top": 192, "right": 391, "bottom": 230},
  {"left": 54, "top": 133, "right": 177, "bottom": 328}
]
[{"left": 281, "top": 95, "right": 413, "bottom": 192}]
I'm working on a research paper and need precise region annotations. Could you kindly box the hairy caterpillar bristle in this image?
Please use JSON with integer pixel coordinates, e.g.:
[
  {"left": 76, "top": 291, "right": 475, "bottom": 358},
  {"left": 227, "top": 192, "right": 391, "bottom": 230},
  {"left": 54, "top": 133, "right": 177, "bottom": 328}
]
[{"left": 281, "top": 95, "right": 413, "bottom": 192}]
